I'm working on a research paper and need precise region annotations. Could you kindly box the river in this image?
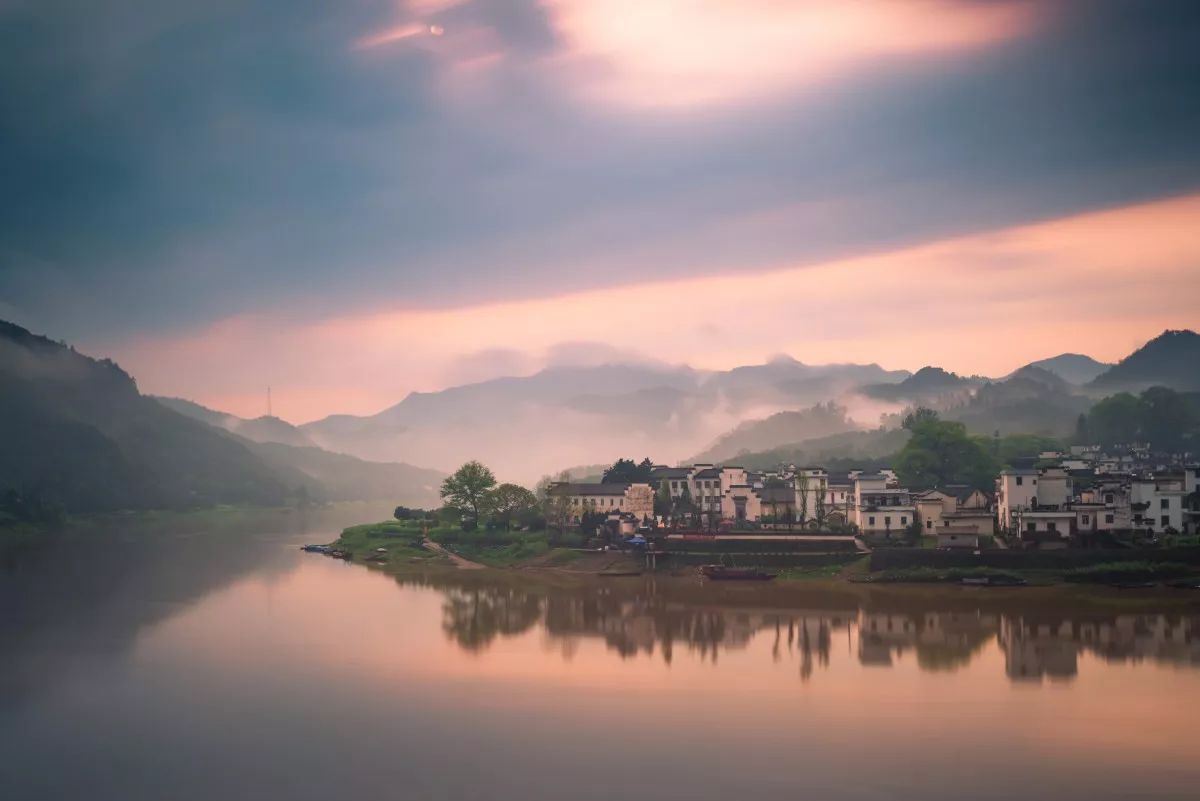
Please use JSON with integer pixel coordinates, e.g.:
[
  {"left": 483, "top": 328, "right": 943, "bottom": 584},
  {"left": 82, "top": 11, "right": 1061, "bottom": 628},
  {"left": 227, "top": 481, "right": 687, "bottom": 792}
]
[{"left": 3, "top": 509, "right": 1199, "bottom": 800}]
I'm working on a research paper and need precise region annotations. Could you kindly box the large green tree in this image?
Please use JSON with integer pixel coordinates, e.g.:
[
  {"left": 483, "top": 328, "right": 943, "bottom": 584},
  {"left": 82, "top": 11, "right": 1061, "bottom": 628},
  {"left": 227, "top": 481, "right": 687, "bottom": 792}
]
[
  {"left": 1085, "top": 392, "right": 1143, "bottom": 445},
  {"left": 895, "top": 409, "right": 998, "bottom": 490},
  {"left": 489, "top": 483, "right": 537, "bottom": 530},
  {"left": 440, "top": 461, "right": 497, "bottom": 526},
  {"left": 602, "top": 457, "right": 655, "bottom": 483},
  {"left": 1082, "top": 388, "right": 1200, "bottom": 450}
]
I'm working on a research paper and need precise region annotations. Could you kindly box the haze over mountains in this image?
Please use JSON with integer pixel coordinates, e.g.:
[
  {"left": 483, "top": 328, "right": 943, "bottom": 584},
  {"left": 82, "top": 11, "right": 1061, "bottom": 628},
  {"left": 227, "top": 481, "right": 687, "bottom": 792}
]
[
  {"left": 1, "top": 321, "right": 443, "bottom": 513},
  {"left": 4, "top": 319, "right": 1198, "bottom": 509},
  {"left": 295, "top": 329, "right": 1199, "bottom": 481}
]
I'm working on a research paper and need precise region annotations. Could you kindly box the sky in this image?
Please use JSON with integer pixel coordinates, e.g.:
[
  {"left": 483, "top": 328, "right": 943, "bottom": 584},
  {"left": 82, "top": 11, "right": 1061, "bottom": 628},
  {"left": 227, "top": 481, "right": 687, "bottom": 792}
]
[{"left": 2, "top": 0, "right": 1199, "bottom": 422}]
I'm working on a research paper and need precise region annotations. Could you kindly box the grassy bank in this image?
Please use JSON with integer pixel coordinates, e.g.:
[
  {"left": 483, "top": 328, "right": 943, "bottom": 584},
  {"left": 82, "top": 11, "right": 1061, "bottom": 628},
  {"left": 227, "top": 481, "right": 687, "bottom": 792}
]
[{"left": 331, "top": 521, "right": 442, "bottom": 565}]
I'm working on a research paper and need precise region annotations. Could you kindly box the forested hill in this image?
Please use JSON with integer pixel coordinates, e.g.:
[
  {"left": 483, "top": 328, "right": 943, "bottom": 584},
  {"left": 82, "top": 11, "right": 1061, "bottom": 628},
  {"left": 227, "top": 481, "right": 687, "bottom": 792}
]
[
  {"left": 0, "top": 320, "right": 294, "bottom": 513},
  {"left": 1090, "top": 329, "right": 1200, "bottom": 391}
]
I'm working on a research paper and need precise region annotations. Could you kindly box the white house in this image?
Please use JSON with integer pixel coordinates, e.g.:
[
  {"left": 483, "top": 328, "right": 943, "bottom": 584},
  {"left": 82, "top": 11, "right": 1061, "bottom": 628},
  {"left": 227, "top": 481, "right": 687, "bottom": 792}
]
[
  {"left": 996, "top": 468, "right": 1039, "bottom": 532},
  {"left": 550, "top": 482, "right": 655, "bottom": 523},
  {"left": 853, "top": 474, "right": 915, "bottom": 534},
  {"left": 1131, "top": 479, "right": 1185, "bottom": 533}
]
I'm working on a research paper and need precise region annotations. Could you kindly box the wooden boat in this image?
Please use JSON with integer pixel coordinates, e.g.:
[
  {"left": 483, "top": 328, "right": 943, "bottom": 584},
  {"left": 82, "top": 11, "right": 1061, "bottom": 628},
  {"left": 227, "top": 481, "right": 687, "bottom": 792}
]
[
  {"left": 1168, "top": 579, "right": 1200, "bottom": 590},
  {"left": 597, "top": 570, "right": 642, "bottom": 578},
  {"left": 961, "top": 575, "right": 1027, "bottom": 587},
  {"left": 701, "top": 565, "right": 775, "bottom": 581},
  {"left": 301, "top": 544, "right": 331, "bottom": 553}
]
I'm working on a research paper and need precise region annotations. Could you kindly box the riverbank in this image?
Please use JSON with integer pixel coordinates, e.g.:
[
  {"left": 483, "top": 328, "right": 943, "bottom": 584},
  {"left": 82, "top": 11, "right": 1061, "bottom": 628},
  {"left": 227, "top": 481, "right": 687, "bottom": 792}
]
[{"left": 326, "top": 520, "right": 1200, "bottom": 604}]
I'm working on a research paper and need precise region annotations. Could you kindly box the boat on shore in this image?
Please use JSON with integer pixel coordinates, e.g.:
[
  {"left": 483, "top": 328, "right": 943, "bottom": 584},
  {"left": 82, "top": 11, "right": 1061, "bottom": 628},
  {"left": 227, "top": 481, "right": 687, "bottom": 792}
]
[
  {"left": 701, "top": 565, "right": 775, "bottom": 581},
  {"left": 1168, "top": 579, "right": 1200, "bottom": 590},
  {"left": 961, "top": 575, "right": 1027, "bottom": 587},
  {"left": 301, "top": 544, "right": 351, "bottom": 560}
]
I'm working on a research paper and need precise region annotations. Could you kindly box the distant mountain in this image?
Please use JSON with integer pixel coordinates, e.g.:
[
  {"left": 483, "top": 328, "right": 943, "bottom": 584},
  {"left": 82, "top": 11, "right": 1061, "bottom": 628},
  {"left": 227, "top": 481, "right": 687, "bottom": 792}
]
[
  {"left": 0, "top": 320, "right": 292, "bottom": 512},
  {"left": 156, "top": 396, "right": 316, "bottom": 448},
  {"left": 1021, "top": 353, "right": 1111, "bottom": 385},
  {"left": 721, "top": 428, "right": 911, "bottom": 472},
  {"left": 153, "top": 397, "right": 444, "bottom": 506},
  {"left": 690, "top": 402, "right": 860, "bottom": 463},
  {"left": 299, "top": 359, "right": 909, "bottom": 482},
  {"left": 945, "top": 366, "right": 1090, "bottom": 437},
  {"left": 859, "top": 366, "right": 978, "bottom": 404},
  {"left": 247, "top": 442, "right": 443, "bottom": 507},
  {"left": 1090, "top": 329, "right": 1200, "bottom": 391}
]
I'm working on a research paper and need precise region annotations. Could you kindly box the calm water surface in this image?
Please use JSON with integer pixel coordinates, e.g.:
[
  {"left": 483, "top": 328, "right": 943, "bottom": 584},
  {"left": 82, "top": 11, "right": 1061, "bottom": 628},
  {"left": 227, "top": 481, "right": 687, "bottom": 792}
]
[{"left": 3, "top": 510, "right": 1200, "bottom": 800}]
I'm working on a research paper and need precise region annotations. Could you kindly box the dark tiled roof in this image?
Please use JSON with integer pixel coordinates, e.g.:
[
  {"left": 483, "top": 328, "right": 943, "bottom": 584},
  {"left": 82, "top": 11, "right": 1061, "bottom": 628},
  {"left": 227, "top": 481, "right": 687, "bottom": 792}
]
[
  {"left": 551, "top": 482, "right": 631, "bottom": 496},
  {"left": 650, "top": 467, "right": 692, "bottom": 480},
  {"left": 693, "top": 468, "right": 721, "bottom": 478},
  {"left": 759, "top": 486, "right": 795, "bottom": 503}
]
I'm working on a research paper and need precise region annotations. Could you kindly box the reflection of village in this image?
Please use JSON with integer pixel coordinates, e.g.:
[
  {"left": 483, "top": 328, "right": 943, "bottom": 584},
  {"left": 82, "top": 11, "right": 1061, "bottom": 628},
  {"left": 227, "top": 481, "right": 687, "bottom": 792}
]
[{"left": 418, "top": 576, "right": 1200, "bottom": 682}]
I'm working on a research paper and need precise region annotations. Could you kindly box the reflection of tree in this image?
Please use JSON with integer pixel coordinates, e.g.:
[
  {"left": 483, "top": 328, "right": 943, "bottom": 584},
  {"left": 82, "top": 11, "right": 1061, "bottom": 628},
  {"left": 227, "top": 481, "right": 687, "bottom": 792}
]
[
  {"left": 404, "top": 569, "right": 1200, "bottom": 681},
  {"left": 440, "top": 588, "right": 542, "bottom": 652}
]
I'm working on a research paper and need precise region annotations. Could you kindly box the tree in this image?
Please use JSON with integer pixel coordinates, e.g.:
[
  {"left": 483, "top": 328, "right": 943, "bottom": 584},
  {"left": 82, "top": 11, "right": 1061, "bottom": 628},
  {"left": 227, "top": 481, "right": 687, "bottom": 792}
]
[
  {"left": 677, "top": 483, "right": 696, "bottom": 528},
  {"left": 796, "top": 473, "right": 809, "bottom": 525},
  {"left": 1140, "top": 386, "right": 1200, "bottom": 452},
  {"left": 602, "top": 457, "right": 655, "bottom": 483},
  {"left": 489, "top": 483, "right": 537, "bottom": 531},
  {"left": 895, "top": 410, "right": 998, "bottom": 490},
  {"left": 440, "top": 461, "right": 497, "bottom": 527},
  {"left": 541, "top": 471, "right": 573, "bottom": 534},
  {"left": 1085, "top": 392, "right": 1144, "bottom": 446},
  {"left": 654, "top": 480, "right": 672, "bottom": 519}
]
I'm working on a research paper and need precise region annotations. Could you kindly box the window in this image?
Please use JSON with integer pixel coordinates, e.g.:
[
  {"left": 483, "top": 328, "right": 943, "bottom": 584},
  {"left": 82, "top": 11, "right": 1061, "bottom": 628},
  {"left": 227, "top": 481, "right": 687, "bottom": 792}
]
[
  {"left": 900, "top": 516, "right": 907, "bottom": 525},
  {"left": 1105, "top": 514, "right": 1114, "bottom": 524},
  {"left": 1047, "top": 522, "right": 1057, "bottom": 533},
  {"left": 1161, "top": 499, "right": 1169, "bottom": 510},
  {"left": 1162, "top": 515, "right": 1170, "bottom": 527},
  {"left": 1026, "top": 522, "right": 1036, "bottom": 532},
  {"left": 1016, "top": 476, "right": 1023, "bottom": 486},
  {"left": 1105, "top": 493, "right": 1114, "bottom": 504},
  {"left": 884, "top": 516, "right": 892, "bottom": 526},
  {"left": 1082, "top": 515, "right": 1090, "bottom": 525},
  {"left": 868, "top": 516, "right": 875, "bottom": 526},
  {"left": 1032, "top": 479, "right": 1037, "bottom": 485},
  {"left": 926, "top": 520, "right": 932, "bottom": 530}
]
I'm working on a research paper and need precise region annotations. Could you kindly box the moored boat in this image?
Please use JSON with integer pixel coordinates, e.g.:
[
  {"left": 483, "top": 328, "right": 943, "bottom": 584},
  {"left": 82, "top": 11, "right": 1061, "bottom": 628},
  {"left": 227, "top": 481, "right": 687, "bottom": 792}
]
[
  {"left": 961, "top": 575, "right": 1027, "bottom": 587},
  {"left": 301, "top": 544, "right": 331, "bottom": 553},
  {"left": 701, "top": 565, "right": 775, "bottom": 581}
]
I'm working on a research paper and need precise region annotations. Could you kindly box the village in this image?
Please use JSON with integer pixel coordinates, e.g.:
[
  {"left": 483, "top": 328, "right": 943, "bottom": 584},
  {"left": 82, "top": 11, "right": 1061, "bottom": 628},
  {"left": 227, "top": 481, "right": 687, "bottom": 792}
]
[{"left": 546, "top": 448, "right": 1200, "bottom": 551}]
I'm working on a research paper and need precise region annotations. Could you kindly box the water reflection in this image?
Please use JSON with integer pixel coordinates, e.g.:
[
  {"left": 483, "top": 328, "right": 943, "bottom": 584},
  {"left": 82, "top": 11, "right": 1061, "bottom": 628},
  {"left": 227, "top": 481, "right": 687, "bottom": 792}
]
[{"left": 397, "top": 572, "right": 1200, "bottom": 683}]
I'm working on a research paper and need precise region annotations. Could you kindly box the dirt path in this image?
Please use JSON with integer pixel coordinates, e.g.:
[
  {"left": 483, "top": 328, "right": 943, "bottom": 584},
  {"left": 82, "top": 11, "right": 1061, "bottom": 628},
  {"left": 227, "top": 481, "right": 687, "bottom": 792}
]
[{"left": 423, "top": 539, "right": 486, "bottom": 569}]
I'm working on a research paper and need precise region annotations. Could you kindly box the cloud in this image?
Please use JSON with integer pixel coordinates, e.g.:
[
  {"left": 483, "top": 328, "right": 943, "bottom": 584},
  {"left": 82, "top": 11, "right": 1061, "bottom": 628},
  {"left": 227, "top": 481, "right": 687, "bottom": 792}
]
[
  {"left": 442, "top": 347, "right": 536, "bottom": 385},
  {"left": 3, "top": 0, "right": 1199, "bottom": 353},
  {"left": 96, "top": 193, "right": 1200, "bottom": 422},
  {"left": 542, "top": 0, "right": 1038, "bottom": 107},
  {"left": 544, "top": 341, "right": 663, "bottom": 368}
]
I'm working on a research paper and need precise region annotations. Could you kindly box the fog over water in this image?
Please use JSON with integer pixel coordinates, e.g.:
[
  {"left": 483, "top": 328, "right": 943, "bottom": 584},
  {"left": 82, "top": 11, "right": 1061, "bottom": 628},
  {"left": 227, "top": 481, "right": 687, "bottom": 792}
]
[{"left": 3, "top": 511, "right": 1199, "bottom": 800}]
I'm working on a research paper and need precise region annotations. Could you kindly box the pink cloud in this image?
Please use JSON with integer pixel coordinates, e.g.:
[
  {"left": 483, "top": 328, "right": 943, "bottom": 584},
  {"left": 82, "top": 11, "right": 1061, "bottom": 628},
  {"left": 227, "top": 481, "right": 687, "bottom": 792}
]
[{"left": 99, "top": 193, "right": 1200, "bottom": 422}]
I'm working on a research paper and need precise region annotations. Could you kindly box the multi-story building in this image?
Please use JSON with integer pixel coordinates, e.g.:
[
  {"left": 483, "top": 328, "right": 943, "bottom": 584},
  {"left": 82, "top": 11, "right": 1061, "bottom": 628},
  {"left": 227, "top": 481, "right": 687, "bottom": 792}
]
[
  {"left": 548, "top": 482, "right": 655, "bottom": 523},
  {"left": 793, "top": 467, "right": 828, "bottom": 525},
  {"left": 1131, "top": 479, "right": 1186, "bottom": 534},
  {"left": 853, "top": 473, "right": 915, "bottom": 534},
  {"left": 996, "top": 468, "right": 1039, "bottom": 532}
]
